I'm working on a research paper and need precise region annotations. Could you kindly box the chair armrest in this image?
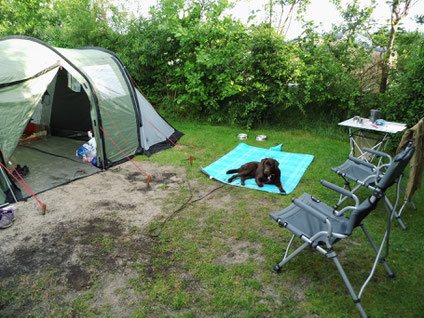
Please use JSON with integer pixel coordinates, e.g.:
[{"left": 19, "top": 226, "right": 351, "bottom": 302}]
[
  {"left": 362, "top": 148, "right": 392, "bottom": 162},
  {"left": 321, "top": 180, "right": 353, "bottom": 198},
  {"left": 321, "top": 180, "right": 360, "bottom": 207},
  {"left": 348, "top": 156, "right": 376, "bottom": 170},
  {"left": 292, "top": 198, "right": 328, "bottom": 223}
]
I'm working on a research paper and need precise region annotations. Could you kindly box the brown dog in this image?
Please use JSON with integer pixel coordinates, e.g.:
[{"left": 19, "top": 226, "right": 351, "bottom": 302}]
[{"left": 226, "top": 158, "right": 285, "bottom": 193}]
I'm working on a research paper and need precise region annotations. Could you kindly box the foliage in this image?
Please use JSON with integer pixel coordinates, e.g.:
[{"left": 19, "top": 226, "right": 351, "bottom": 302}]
[
  {"left": 332, "top": 0, "right": 375, "bottom": 37},
  {"left": 295, "top": 30, "right": 369, "bottom": 118},
  {"left": 379, "top": 0, "right": 415, "bottom": 93},
  {"left": 382, "top": 31, "right": 424, "bottom": 126},
  {"left": 0, "top": 0, "right": 423, "bottom": 128},
  {"left": 44, "top": 0, "right": 127, "bottom": 50},
  {"left": 263, "top": 0, "right": 311, "bottom": 36},
  {"left": 0, "top": 0, "right": 127, "bottom": 51},
  {"left": 123, "top": 0, "right": 248, "bottom": 124},
  {"left": 122, "top": 1, "right": 379, "bottom": 127},
  {"left": 227, "top": 25, "right": 304, "bottom": 127},
  {"left": 0, "top": 0, "right": 51, "bottom": 39},
  {"left": 168, "top": 5, "right": 247, "bottom": 124}
]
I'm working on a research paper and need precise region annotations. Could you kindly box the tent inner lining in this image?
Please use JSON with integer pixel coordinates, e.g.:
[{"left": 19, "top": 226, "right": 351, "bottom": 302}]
[
  {"left": 9, "top": 136, "right": 100, "bottom": 199},
  {"left": 50, "top": 69, "right": 92, "bottom": 138}
]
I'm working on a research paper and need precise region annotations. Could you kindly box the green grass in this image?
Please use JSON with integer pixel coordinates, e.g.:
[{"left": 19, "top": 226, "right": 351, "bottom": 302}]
[
  {"left": 135, "top": 120, "right": 424, "bottom": 317},
  {"left": 2, "top": 119, "right": 423, "bottom": 317}
]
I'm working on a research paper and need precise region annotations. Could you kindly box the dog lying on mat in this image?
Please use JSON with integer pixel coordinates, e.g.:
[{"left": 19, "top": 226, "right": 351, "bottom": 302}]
[{"left": 226, "top": 158, "right": 285, "bottom": 193}]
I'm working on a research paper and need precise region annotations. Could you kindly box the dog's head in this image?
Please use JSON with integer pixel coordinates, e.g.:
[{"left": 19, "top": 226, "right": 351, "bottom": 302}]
[{"left": 261, "top": 158, "right": 279, "bottom": 182}]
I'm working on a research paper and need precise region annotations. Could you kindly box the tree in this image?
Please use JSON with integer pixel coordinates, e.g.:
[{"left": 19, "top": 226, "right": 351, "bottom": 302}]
[
  {"left": 264, "top": 0, "right": 311, "bottom": 36},
  {"left": 0, "top": 0, "right": 51, "bottom": 38},
  {"left": 43, "top": 0, "right": 128, "bottom": 49},
  {"left": 383, "top": 32, "right": 424, "bottom": 126},
  {"left": 379, "top": 0, "right": 417, "bottom": 93},
  {"left": 332, "top": 0, "right": 375, "bottom": 38},
  {"left": 0, "top": 0, "right": 127, "bottom": 50}
]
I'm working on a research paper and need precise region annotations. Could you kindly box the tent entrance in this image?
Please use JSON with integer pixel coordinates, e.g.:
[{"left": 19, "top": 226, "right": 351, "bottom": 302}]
[
  {"left": 4, "top": 68, "right": 100, "bottom": 201},
  {"left": 8, "top": 136, "right": 100, "bottom": 199},
  {"left": 50, "top": 69, "right": 92, "bottom": 139}
]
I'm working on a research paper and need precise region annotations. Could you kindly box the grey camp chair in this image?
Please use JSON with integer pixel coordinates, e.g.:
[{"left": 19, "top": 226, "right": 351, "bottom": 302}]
[
  {"left": 331, "top": 145, "right": 412, "bottom": 230},
  {"left": 269, "top": 143, "right": 415, "bottom": 318}
]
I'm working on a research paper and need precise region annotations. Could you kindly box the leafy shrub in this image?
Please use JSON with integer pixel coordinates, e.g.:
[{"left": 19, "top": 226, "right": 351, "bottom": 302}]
[
  {"left": 2, "top": 0, "right": 423, "bottom": 129},
  {"left": 382, "top": 32, "right": 424, "bottom": 127}
]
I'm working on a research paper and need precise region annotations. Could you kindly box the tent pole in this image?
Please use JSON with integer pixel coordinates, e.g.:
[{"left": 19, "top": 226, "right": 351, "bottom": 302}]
[{"left": 0, "top": 165, "right": 17, "bottom": 203}]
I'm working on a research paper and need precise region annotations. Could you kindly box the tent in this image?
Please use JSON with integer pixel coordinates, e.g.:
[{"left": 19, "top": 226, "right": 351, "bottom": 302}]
[{"left": 0, "top": 36, "right": 183, "bottom": 205}]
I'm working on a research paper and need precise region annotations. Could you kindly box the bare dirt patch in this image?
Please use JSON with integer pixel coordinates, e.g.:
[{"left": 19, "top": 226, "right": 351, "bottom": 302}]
[
  {"left": 0, "top": 161, "right": 190, "bottom": 316},
  {"left": 214, "top": 240, "right": 264, "bottom": 265}
]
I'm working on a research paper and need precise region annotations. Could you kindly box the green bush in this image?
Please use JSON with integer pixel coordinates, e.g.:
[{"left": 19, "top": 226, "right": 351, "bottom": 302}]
[
  {"left": 382, "top": 32, "right": 424, "bottom": 127},
  {"left": 1, "top": 0, "right": 423, "bottom": 129}
]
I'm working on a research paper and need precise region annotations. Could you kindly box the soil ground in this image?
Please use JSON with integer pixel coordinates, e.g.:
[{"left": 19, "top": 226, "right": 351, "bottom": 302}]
[{"left": 0, "top": 161, "right": 204, "bottom": 317}]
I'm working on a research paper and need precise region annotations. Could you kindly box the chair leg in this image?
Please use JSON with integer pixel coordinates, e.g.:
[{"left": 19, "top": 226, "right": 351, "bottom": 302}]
[
  {"left": 384, "top": 196, "right": 407, "bottom": 231},
  {"left": 409, "top": 198, "right": 417, "bottom": 210},
  {"left": 361, "top": 225, "right": 394, "bottom": 278},
  {"left": 331, "top": 255, "right": 368, "bottom": 318},
  {"left": 358, "top": 221, "right": 395, "bottom": 304},
  {"left": 273, "top": 236, "right": 309, "bottom": 273},
  {"left": 398, "top": 197, "right": 416, "bottom": 221},
  {"left": 275, "top": 237, "right": 369, "bottom": 317},
  {"left": 397, "top": 200, "right": 407, "bottom": 218},
  {"left": 400, "top": 184, "right": 417, "bottom": 211}
]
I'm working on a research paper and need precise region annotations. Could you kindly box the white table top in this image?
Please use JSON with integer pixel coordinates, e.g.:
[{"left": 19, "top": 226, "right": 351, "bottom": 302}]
[{"left": 338, "top": 118, "right": 407, "bottom": 134}]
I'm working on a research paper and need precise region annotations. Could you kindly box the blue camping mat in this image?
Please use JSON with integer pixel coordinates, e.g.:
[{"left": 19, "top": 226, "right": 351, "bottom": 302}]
[{"left": 201, "top": 143, "right": 314, "bottom": 194}]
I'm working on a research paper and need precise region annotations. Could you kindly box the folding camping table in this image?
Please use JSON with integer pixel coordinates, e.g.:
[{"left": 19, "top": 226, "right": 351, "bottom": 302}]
[{"left": 338, "top": 117, "right": 407, "bottom": 163}]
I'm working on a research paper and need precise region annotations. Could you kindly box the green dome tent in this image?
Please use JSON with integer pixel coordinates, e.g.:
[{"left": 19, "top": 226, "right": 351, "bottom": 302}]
[{"left": 0, "top": 36, "right": 183, "bottom": 205}]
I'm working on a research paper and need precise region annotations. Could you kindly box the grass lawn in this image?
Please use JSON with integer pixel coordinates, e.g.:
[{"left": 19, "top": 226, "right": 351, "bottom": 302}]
[
  {"left": 138, "top": 120, "right": 424, "bottom": 317},
  {"left": 1, "top": 119, "right": 423, "bottom": 317}
]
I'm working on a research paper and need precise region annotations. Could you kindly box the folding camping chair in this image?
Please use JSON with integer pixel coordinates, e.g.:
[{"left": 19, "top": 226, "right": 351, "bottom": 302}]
[
  {"left": 331, "top": 144, "right": 413, "bottom": 230},
  {"left": 331, "top": 148, "right": 406, "bottom": 229},
  {"left": 269, "top": 143, "right": 415, "bottom": 318}
]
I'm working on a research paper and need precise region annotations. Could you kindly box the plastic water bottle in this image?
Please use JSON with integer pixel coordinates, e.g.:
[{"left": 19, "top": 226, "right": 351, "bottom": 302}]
[{"left": 88, "top": 137, "right": 96, "bottom": 148}]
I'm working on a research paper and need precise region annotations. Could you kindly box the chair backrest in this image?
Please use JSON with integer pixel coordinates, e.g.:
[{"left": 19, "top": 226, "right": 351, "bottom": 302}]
[
  {"left": 376, "top": 141, "right": 415, "bottom": 190},
  {"left": 346, "top": 142, "right": 415, "bottom": 233}
]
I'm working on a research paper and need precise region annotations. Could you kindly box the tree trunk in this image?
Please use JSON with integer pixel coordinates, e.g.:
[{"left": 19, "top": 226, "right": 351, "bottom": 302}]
[
  {"left": 380, "top": 0, "right": 413, "bottom": 93},
  {"left": 269, "top": 0, "right": 273, "bottom": 26},
  {"left": 380, "top": 22, "right": 398, "bottom": 93},
  {"left": 279, "top": 2, "right": 297, "bottom": 36}
]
